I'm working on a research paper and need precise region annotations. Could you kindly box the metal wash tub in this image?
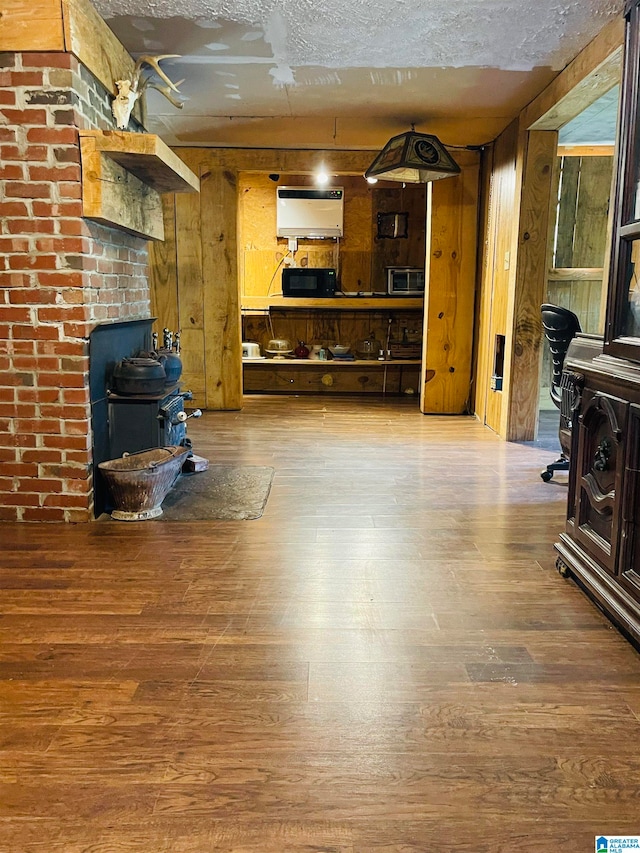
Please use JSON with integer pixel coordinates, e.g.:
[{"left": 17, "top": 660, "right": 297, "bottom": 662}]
[{"left": 98, "top": 445, "right": 190, "bottom": 521}]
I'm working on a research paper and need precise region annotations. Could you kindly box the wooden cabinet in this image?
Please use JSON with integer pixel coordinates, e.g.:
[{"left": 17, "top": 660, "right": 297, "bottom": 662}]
[
  {"left": 556, "top": 0, "right": 640, "bottom": 645},
  {"left": 573, "top": 388, "right": 626, "bottom": 574},
  {"left": 557, "top": 337, "right": 640, "bottom": 645}
]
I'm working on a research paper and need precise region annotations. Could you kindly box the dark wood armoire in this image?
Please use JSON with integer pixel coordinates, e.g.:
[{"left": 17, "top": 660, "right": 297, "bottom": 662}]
[{"left": 557, "top": 0, "right": 640, "bottom": 647}]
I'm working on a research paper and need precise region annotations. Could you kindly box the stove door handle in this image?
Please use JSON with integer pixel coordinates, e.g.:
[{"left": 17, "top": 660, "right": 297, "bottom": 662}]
[{"left": 174, "top": 408, "right": 202, "bottom": 424}]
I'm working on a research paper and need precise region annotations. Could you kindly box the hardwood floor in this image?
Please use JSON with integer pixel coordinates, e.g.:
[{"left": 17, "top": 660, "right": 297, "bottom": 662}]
[{"left": 1, "top": 395, "right": 640, "bottom": 852}]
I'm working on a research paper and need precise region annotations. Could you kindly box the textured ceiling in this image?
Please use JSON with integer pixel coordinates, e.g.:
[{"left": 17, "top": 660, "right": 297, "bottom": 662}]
[{"left": 98, "top": 0, "right": 624, "bottom": 149}]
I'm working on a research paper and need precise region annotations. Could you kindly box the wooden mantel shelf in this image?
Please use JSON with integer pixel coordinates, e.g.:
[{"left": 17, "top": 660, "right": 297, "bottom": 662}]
[
  {"left": 79, "top": 130, "right": 200, "bottom": 240},
  {"left": 80, "top": 131, "right": 200, "bottom": 194}
]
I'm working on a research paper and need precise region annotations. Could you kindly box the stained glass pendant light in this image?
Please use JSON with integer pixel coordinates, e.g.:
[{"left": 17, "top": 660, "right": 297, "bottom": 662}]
[{"left": 365, "top": 128, "right": 461, "bottom": 183}]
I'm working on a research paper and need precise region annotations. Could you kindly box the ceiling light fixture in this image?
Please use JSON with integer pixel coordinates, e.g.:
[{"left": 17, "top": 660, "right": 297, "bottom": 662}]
[
  {"left": 366, "top": 176, "right": 378, "bottom": 184},
  {"left": 365, "top": 127, "right": 461, "bottom": 184},
  {"left": 315, "top": 168, "right": 330, "bottom": 186}
]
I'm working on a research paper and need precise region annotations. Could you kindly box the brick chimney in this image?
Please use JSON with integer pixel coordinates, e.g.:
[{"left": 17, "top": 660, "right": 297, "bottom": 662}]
[{"left": 0, "top": 51, "right": 150, "bottom": 521}]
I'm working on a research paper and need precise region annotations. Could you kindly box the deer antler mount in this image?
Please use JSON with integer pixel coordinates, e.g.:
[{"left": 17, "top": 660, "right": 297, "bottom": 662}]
[{"left": 112, "top": 54, "right": 184, "bottom": 130}]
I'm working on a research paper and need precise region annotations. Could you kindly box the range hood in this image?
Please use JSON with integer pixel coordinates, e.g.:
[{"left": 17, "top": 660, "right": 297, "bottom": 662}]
[{"left": 365, "top": 131, "right": 461, "bottom": 183}]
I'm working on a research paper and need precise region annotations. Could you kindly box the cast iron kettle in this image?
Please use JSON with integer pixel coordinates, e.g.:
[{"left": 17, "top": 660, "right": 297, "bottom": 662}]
[{"left": 112, "top": 356, "right": 167, "bottom": 396}]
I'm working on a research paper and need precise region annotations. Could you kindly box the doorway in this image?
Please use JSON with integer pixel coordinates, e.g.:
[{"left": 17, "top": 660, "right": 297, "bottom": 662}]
[{"left": 539, "top": 87, "right": 618, "bottom": 419}]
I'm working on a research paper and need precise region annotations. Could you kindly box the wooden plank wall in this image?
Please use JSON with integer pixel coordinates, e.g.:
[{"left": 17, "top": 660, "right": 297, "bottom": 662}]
[
  {"left": 152, "top": 150, "right": 376, "bottom": 410},
  {"left": 505, "top": 129, "right": 558, "bottom": 441},
  {"left": 472, "top": 144, "right": 495, "bottom": 426},
  {"left": 473, "top": 16, "right": 622, "bottom": 441},
  {"left": 537, "top": 153, "right": 613, "bottom": 397},
  {"left": 149, "top": 195, "right": 178, "bottom": 330},
  {"left": 547, "top": 155, "right": 613, "bottom": 332},
  {"left": 475, "top": 120, "right": 520, "bottom": 435},
  {"left": 421, "top": 149, "right": 480, "bottom": 414}
]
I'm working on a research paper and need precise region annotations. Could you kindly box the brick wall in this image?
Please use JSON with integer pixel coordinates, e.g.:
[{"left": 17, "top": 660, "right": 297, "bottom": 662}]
[{"left": 0, "top": 51, "right": 150, "bottom": 522}]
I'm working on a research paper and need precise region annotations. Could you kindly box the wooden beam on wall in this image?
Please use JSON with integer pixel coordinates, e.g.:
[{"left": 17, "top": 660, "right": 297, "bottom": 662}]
[
  {"left": 61, "top": 0, "right": 135, "bottom": 96},
  {"left": 80, "top": 149, "right": 165, "bottom": 240},
  {"left": 78, "top": 131, "right": 199, "bottom": 240},
  {"left": 471, "top": 144, "right": 495, "bottom": 422},
  {"left": 175, "top": 155, "right": 206, "bottom": 411},
  {"left": 200, "top": 163, "right": 240, "bottom": 411},
  {"left": 505, "top": 129, "right": 558, "bottom": 442}
]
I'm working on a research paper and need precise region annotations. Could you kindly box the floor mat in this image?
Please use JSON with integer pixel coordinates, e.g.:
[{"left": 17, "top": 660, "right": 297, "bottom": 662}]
[{"left": 160, "top": 465, "right": 275, "bottom": 521}]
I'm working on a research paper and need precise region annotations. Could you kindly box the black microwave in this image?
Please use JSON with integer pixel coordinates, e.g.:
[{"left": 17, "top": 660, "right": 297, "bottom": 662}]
[{"left": 282, "top": 267, "right": 337, "bottom": 298}]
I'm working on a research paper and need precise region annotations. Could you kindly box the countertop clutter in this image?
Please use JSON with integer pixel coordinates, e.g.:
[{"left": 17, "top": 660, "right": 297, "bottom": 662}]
[
  {"left": 241, "top": 336, "right": 422, "bottom": 365},
  {"left": 241, "top": 302, "right": 424, "bottom": 395}
]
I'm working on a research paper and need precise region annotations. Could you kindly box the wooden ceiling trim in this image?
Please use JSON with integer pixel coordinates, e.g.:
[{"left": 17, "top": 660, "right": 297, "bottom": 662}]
[{"left": 524, "top": 17, "right": 623, "bottom": 131}]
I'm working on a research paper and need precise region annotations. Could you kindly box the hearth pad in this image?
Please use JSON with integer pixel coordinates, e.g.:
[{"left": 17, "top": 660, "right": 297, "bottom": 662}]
[{"left": 159, "top": 465, "right": 275, "bottom": 521}]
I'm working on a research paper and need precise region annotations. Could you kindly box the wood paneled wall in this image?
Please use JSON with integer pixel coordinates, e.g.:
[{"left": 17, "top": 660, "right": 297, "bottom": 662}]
[
  {"left": 474, "top": 17, "right": 622, "bottom": 441},
  {"left": 150, "top": 150, "right": 376, "bottom": 410},
  {"left": 505, "top": 129, "right": 558, "bottom": 441},
  {"left": 421, "top": 152, "right": 480, "bottom": 414},
  {"left": 476, "top": 126, "right": 558, "bottom": 440},
  {"left": 476, "top": 120, "right": 520, "bottom": 435}
]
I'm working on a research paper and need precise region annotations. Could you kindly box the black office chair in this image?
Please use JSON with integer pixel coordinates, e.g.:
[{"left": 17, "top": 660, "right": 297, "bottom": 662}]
[{"left": 540, "top": 303, "right": 582, "bottom": 482}]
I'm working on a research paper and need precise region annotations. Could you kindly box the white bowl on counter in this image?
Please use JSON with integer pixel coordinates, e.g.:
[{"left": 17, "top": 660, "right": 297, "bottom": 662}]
[{"left": 242, "top": 341, "right": 261, "bottom": 358}]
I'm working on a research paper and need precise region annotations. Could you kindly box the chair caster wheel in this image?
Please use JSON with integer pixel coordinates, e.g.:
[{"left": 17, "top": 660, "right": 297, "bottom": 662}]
[{"left": 541, "top": 470, "right": 553, "bottom": 482}]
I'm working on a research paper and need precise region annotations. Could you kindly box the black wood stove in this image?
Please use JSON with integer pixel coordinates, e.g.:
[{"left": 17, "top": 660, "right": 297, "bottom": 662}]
[
  {"left": 106, "top": 384, "right": 191, "bottom": 458},
  {"left": 89, "top": 319, "right": 195, "bottom": 517}
]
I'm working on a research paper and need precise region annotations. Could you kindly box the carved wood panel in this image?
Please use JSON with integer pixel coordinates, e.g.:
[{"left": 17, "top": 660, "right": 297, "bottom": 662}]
[{"left": 575, "top": 389, "right": 627, "bottom": 574}]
